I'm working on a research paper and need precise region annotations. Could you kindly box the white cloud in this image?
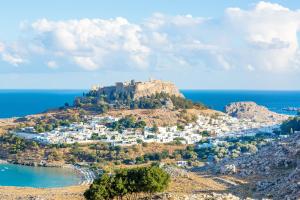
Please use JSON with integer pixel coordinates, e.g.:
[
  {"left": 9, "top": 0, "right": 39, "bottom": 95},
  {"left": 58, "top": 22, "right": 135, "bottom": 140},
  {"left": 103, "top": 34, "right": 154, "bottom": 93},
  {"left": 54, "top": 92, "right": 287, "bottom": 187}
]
[
  {"left": 1, "top": 1, "right": 300, "bottom": 74},
  {"left": 2, "top": 53, "right": 25, "bottom": 66},
  {"left": 0, "top": 42, "right": 4, "bottom": 52},
  {"left": 29, "top": 17, "right": 150, "bottom": 70},
  {"left": 73, "top": 57, "right": 98, "bottom": 70},
  {"left": 247, "top": 64, "right": 255, "bottom": 71},
  {"left": 255, "top": 1, "right": 289, "bottom": 12},
  {"left": 225, "top": 1, "right": 300, "bottom": 71},
  {"left": 145, "top": 13, "right": 205, "bottom": 30},
  {"left": 47, "top": 61, "right": 58, "bottom": 69}
]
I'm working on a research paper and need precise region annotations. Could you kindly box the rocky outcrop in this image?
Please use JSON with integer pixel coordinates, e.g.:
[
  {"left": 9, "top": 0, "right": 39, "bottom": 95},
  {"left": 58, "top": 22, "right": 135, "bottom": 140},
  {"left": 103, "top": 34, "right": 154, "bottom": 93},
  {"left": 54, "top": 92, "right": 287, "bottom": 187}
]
[
  {"left": 134, "top": 80, "right": 183, "bottom": 99},
  {"left": 94, "top": 79, "right": 184, "bottom": 100},
  {"left": 225, "top": 101, "right": 288, "bottom": 123},
  {"left": 217, "top": 132, "right": 300, "bottom": 199},
  {"left": 220, "top": 164, "right": 237, "bottom": 175},
  {"left": 151, "top": 192, "right": 247, "bottom": 200}
]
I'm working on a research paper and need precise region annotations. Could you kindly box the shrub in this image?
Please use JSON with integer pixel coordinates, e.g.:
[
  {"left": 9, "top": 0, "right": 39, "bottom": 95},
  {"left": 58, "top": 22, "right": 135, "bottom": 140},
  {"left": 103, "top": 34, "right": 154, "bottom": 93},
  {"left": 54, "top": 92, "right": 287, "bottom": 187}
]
[
  {"left": 280, "top": 117, "right": 300, "bottom": 134},
  {"left": 84, "top": 166, "right": 170, "bottom": 200}
]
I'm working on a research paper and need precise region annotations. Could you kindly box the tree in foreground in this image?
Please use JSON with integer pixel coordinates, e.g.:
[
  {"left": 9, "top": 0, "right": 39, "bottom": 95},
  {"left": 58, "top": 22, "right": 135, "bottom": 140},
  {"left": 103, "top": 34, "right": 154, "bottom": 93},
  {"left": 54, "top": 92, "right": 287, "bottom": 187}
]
[{"left": 84, "top": 166, "right": 170, "bottom": 200}]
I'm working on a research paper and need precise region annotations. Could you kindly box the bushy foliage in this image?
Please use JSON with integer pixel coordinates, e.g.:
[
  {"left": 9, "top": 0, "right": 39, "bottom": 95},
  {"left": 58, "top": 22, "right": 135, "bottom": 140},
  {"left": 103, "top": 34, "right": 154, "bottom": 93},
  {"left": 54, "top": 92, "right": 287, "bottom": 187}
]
[
  {"left": 131, "top": 92, "right": 205, "bottom": 110},
  {"left": 134, "top": 150, "right": 170, "bottom": 164},
  {"left": 133, "top": 147, "right": 199, "bottom": 165},
  {"left": 75, "top": 90, "right": 207, "bottom": 111},
  {"left": 195, "top": 134, "right": 268, "bottom": 161},
  {"left": 84, "top": 166, "right": 170, "bottom": 200},
  {"left": 0, "top": 134, "right": 41, "bottom": 154},
  {"left": 74, "top": 96, "right": 109, "bottom": 113},
  {"left": 107, "top": 116, "right": 146, "bottom": 132},
  {"left": 34, "top": 119, "right": 72, "bottom": 133},
  {"left": 280, "top": 117, "right": 300, "bottom": 134}
]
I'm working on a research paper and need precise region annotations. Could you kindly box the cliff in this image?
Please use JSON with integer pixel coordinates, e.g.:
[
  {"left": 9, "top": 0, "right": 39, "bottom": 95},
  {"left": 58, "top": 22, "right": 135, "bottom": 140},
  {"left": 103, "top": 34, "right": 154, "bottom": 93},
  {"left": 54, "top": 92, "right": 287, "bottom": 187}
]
[
  {"left": 74, "top": 79, "right": 199, "bottom": 111},
  {"left": 94, "top": 79, "right": 184, "bottom": 100},
  {"left": 135, "top": 80, "right": 183, "bottom": 99}
]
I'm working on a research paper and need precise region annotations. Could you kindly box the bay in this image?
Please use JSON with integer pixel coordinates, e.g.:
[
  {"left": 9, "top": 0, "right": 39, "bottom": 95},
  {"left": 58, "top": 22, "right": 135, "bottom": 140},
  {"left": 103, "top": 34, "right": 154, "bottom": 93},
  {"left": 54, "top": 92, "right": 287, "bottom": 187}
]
[{"left": 0, "top": 163, "right": 81, "bottom": 188}]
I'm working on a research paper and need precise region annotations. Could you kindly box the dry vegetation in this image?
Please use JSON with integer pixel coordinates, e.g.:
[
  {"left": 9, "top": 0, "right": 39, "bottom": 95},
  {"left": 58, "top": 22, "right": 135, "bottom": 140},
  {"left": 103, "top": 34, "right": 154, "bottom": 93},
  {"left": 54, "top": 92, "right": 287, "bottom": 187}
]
[
  {"left": 107, "top": 108, "right": 219, "bottom": 126},
  {"left": 0, "top": 186, "right": 88, "bottom": 200}
]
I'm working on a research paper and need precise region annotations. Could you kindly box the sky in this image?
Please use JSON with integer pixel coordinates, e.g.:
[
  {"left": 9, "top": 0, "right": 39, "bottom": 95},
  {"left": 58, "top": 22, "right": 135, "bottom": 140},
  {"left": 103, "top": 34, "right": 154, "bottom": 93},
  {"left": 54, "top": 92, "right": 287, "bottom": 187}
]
[{"left": 0, "top": 0, "right": 300, "bottom": 90}]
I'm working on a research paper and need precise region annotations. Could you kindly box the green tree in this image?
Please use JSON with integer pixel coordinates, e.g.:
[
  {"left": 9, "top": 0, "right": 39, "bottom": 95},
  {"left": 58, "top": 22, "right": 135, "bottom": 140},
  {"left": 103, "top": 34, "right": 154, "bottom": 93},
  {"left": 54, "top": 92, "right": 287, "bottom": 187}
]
[
  {"left": 152, "top": 123, "right": 159, "bottom": 133},
  {"left": 84, "top": 174, "right": 111, "bottom": 200},
  {"left": 84, "top": 166, "right": 170, "bottom": 200},
  {"left": 281, "top": 117, "right": 300, "bottom": 134},
  {"left": 112, "top": 170, "right": 128, "bottom": 198},
  {"left": 141, "top": 166, "right": 170, "bottom": 194}
]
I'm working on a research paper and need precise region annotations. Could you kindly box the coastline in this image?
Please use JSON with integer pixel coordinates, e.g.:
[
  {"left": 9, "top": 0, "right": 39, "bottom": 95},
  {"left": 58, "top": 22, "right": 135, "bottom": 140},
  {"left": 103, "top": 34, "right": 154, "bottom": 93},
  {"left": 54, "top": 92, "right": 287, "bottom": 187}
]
[
  {"left": 0, "top": 159, "right": 8, "bottom": 164},
  {"left": 0, "top": 161, "right": 96, "bottom": 187},
  {"left": 62, "top": 164, "right": 96, "bottom": 185}
]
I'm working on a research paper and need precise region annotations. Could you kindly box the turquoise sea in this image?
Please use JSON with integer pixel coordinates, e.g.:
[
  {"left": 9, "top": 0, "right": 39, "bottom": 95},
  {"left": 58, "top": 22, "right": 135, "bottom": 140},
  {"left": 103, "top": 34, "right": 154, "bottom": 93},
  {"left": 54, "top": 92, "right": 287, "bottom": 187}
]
[
  {"left": 0, "top": 163, "right": 81, "bottom": 188},
  {"left": 0, "top": 89, "right": 299, "bottom": 118}
]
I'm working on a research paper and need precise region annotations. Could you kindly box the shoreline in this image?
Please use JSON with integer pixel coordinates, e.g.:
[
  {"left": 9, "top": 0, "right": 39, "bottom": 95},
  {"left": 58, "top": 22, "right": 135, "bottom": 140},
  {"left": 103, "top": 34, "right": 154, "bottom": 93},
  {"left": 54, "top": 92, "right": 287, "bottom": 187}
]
[
  {"left": 0, "top": 159, "right": 8, "bottom": 164},
  {"left": 0, "top": 161, "right": 96, "bottom": 187},
  {"left": 63, "top": 164, "right": 96, "bottom": 185}
]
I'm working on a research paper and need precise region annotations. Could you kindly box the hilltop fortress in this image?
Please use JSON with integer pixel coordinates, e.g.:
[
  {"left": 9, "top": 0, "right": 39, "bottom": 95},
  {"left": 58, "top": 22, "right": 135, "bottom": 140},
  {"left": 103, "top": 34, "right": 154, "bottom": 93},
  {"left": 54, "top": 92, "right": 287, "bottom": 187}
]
[{"left": 91, "top": 79, "right": 184, "bottom": 100}]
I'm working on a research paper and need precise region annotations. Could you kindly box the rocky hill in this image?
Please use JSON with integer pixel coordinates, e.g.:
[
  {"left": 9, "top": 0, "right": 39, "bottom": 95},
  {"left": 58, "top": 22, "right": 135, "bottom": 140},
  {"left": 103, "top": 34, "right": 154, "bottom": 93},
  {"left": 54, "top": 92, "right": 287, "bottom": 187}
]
[
  {"left": 92, "top": 79, "right": 183, "bottom": 100},
  {"left": 225, "top": 101, "right": 288, "bottom": 123},
  {"left": 218, "top": 132, "right": 300, "bottom": 199},
  {"left": 75, "top": 79, "right": 205, "bottom": 111}
]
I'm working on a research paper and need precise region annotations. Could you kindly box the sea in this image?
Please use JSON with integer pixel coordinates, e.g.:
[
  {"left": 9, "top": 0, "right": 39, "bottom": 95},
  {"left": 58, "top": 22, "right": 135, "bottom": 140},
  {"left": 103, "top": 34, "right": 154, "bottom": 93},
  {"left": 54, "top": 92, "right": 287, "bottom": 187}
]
[
  {"left": 183, "top": 90, "right": 300, "bottom": 115},
  {"left": 0, "top": 163, "right": 81, "bottom": 188},
  {"left": 0, "top": 90, "right": 85, "bottom": 118},
  {"left": 0, "top": 89, "right": 300, "bottom": 118}
]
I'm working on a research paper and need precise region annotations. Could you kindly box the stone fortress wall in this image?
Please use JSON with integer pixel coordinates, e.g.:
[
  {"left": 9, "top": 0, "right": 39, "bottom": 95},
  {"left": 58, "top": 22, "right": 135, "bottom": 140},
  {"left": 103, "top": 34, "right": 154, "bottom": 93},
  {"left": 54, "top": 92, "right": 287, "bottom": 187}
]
[
  {"left": 134, "top": 79, "right": 183, "bottom": 99},
  {"left": 92, "top": 79, "right": 184, "bottom": 99}
]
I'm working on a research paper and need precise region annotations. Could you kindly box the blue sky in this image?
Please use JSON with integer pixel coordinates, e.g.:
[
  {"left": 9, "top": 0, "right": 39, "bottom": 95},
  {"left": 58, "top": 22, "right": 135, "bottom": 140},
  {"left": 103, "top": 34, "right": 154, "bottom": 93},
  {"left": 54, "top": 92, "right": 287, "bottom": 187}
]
[{"left": 0, "top": 0, "right": 300, "bottom": 89}]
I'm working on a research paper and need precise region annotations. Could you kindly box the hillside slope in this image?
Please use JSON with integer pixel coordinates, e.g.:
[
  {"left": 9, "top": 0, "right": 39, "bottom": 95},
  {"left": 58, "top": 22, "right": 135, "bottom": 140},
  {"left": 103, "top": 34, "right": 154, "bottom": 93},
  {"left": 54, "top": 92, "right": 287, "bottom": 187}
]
[
  {"left": 218, "top": 132, "right": 300, "bottom": 199},
  {"left": 225, "top": 101, "right": 288, "bottom": 123}
]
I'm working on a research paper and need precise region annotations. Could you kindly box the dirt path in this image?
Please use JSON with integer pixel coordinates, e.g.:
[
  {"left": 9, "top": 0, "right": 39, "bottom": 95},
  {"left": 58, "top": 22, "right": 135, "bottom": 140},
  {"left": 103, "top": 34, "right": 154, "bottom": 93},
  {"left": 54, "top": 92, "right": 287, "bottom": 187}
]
[{"left": 213, "top": 177, "right": 238, "bottom": 187}]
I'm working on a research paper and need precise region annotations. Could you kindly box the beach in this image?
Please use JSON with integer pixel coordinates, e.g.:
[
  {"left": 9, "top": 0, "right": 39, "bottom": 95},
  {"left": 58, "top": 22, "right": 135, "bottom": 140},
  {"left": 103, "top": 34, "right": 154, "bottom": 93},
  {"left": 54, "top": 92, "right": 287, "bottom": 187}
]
[
  {"left": 0, "top": 185, "right": 87, "bottom": 200},
  {"left": 66, "top": 164, "right": 96, "bottom": 185}
]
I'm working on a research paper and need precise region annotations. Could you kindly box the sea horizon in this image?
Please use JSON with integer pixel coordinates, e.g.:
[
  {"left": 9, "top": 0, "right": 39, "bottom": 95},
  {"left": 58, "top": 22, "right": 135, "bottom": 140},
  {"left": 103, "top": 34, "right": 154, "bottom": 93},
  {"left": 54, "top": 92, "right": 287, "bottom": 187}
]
[
  {"left": 0, "top": 89, "right": 299, "bottom": 118},
  {"left": 1, "top": 88, "right": 299, "bottom": 92}
]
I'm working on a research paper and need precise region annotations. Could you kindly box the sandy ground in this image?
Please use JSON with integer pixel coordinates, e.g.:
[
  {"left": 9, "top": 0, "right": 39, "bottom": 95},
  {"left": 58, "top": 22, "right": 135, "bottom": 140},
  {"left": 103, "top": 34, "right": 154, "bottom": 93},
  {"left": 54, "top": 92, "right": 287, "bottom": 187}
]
[
  {"left": 0, "top": 185, "right": 88, "bottom": 200},
  {"left": 0, "top": 118, "right": 18, "bottom": 135}
]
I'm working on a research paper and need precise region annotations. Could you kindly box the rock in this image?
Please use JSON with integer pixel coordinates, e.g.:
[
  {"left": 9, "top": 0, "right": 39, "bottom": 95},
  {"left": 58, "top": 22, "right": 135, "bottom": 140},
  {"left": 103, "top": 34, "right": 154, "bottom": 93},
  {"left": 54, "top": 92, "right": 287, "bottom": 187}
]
[
  {"left": 217, "top": 132, "right": 300, "bottom": 199},
  {"left": 220, "top": 164, "right": 237, "bottom": 174},
  {"left": 225, "top": 101, "right": 288, "bottom": 123},
  {"left": 165, "top": 98, "right": 174, "bottom": 110},
  {"left": 152, "top": 192, "right": 245, "bottom": 200},
  {"left": 94, "top": 79, "right": 184, "bottom": 101}
]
